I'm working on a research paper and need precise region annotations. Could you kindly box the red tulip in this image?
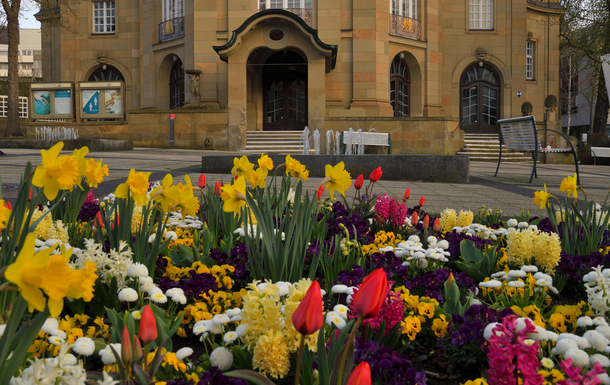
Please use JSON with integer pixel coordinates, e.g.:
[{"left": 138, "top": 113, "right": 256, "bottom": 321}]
[
  {"left": 214, "top": 182, "right": 222, "bottom": 195},
  {"left": 346, "top": 361, "right": 371, "bottom": 385},
  {"left": 369, "top": 167, "right": 382, "bottom": 182},
  {"left": 4, "top": 201, "right": 11, "bottom": 210},
  {"left": 411, "top": 211, "right": 418, "bottom": 226},
  {"left": 139, "top": 305, "right": 157, "bottom": 345},
  {"left": 111, "top": 214, "right": 120, "bottom": 231},
  {"left": 433, "top": 217, "right": 440, "bottom": 232},
  {"left": 354, "top": 174, "right": 364, "bottom": 190},
  {"left": 419, "top": 196, "right": 425, "bottom": 207},
  {"left": 317, "top": 185, "right": 325, "bottom": 200},
  {"left": 198, "top": 174, "right": 206, "bottom": 189},
  {"left": 352, "top": 268, "right": 387, "bottom": 319},
  {"left": 291, "top": 280, "right": 324, "bottom": 335},
  {"left": 402, "top": 188, "right": 410, "bottom": 202},
  {"left": 423, "top": 215, "right": 429, "bottom": 228},
  {"left": 95, "top": 211, "right": 104, "bottom": 229},
  {"left": 121, "top": 326, "right": 132, "bottom": 365},
  {"left": 28, "top": 187, "right": 33, "bottom": 201}
]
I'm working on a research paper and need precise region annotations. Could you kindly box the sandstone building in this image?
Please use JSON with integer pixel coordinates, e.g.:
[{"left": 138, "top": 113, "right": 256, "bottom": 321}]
[{"left": 37, "top": 0, "right": 564, "bottom": 153}]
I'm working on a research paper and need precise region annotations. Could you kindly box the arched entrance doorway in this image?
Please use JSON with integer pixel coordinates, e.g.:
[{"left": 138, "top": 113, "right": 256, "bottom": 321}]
[
  {"left": 263, "top": 51, "right": 307, "bottom": 131},
  {"left": 169, "top": 59, "right": 184, "bottom": 109},
  {"left": 88, "top": 65, "right": 125, "bottom": 82},
  {"left": 460, "top": 64, "right": 500, "bottom": 133}
]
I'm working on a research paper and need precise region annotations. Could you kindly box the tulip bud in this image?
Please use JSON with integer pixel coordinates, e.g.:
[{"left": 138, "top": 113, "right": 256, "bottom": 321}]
[
  {"left": 95, "top": 211, "right": 104, "bottom": 229},
  {"left": 214, "top": 182, "right": 222, "bottom": 195},
  {"left": 111, "top": 214, "right": 120, "bottom": 231},
  {"left": 121, "top": 326, "right": 132, "bottom": 366},
  {"left": 352, "top": 268, "right": 387, "bottom": 319},
  {"left": 198, "top": 174, "right": 206, "bottom": 189},
  {"left": 4, "top": 201, "right": 12, "bottom": 210},
  {"left": 139, "top": 305, "right": 158, "bottom": 345},
  {"left": 411, "top": 211, "right": 418, "bottom": 226},
  {"left": 402, "top": 188, "right": 410, "bottom": 202},
  {"left": 132, "top": 335, "right": 143, "bottom": 362},
  {"left": 317, "top": 185, "right": 325, "bottom": 200},
  {"left": 419, "top": 196, "right": 425, "bottom": 207},
  {"left": 445, "top": 272, "right": 456, "bottom": 290},
  {"left": 28, "top": 187, "right": 33, "bottom": 202},
  {"left": 433, "top": 217, "right": 440, "bottom": 232},
  {"left": 346, "top": 361, "right": 371, "bottom": 385},
  {"left": 423, "top": 215, "right": 429, "bottom": 228},
  {"left": 354, "top": 174, "right": 364, "bottom": 190},
  {"left": 369, "top": 166, "right": 382, "bottom": 182},
  {"left": 291, "top": 281, "right": 324, "bottom": 335}
]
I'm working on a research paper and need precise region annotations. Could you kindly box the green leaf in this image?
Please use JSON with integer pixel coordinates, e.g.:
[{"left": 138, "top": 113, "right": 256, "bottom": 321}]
[
  {"left": 224, "top": 370, "right": 277, "bottom": 385},
  {"left": 459, "top": 240, "right": 482, "bottom": 264},
  {"left": 454, "top": 261, "right": 485, "bottom": 284}
]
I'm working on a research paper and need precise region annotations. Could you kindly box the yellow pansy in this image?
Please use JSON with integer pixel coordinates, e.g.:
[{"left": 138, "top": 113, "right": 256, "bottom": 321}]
[
  {"left": 548, "top": 313, "right": 567, "bottom": 333},
  {"left": 221, "top": 176, "right": 247, "bottom": 213},
  {"left": 533, "top": 184, "right": 553, "bottom": 209},
  {"left": 152, "top": 174, "right": 182, "bottom": 213},
  {"left": 322, "top": 162, "right": 351, "bottom": 199},
  {"left": 559, "top": 173, "right": 578, "bottom": 198},
  {"left": 32, "top": 142, "right": 80, "bottom": 200},
  {"left": 0, "top": 199, "right": 10, "bottom": 230},
  {"left": 82, "top": 158, "right": 109, "bottom": 188},
  {"left": 114, "top": 169, "right": 151, "bottom": 205},
  {"left": 431, "top": 315, "right": 449, "bottom": 337},
  {"left": 417, "top": 302, "right": 435, "bottom": 319}
]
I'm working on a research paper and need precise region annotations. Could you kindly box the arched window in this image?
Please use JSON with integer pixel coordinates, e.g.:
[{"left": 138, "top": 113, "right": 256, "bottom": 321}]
[
  {"left": 169, "top": 59, "right": 184, "bottom": 109},
  {"left": 460, "top": 64, "right": 500, "bottom": 133},
  {"left": 390, "top": 57, "right": 410, "bottom": 117},
  {"left": 88, "top": 65, "right": 124, "bottom": 82}
]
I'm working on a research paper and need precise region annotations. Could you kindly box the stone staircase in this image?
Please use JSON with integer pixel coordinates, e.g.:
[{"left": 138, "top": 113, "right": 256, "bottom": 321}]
[
  {"left": 457, "top": 133, "right": 532, "bottom": 162},
  {"left": 239, "top": 130, "right": 313, "bottom": 154}
]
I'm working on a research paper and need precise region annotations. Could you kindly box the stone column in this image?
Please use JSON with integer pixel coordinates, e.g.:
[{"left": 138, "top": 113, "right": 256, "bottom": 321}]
[
  {"left": 191, "top": 0, "right": 220, "bottom": 108},
  {"left": 227, "top": 61, "right": 248, "bottom": 151},
  {"left": 423, "top": 0, "right": 442, "bottom": 117}
]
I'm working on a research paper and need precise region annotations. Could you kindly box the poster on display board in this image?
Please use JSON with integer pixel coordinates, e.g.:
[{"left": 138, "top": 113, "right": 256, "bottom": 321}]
[
  {"left": 82, "top": 90, "right": 100, "bottom": 115},
  {"left": 29, "top": 82, "right": 74, "bottom": 121},
  {"left": 54, "top": 90, "right": 71, "bottom": 115},
  {"left": 33, "top": 91, "right": 51, "bottom": 115},
  {"left": 104, "top": 90, "right": 121, "bottom": 115},
  {"left": 77, "top": 81, "right": 124, "bottom": 121}
]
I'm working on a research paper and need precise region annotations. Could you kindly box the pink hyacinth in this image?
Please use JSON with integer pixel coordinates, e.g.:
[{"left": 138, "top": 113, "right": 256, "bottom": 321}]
[
  {"left": 486, "top": 315, "right": 543, "bottom": 385},
  {"left": 84, "top": 189, "right": 97, "bottom": 204},
  {"left": 374, "top": 194, "right": 391, "bottom": 222},
  {"left": 557, "top": 359, "right": 605, "bottom": 385},
  {"left": 349, "top": 281, "right": 404, "bottom": 335},
  {"left": 389, "top": 197, "right": 407, "bottom": 228}
]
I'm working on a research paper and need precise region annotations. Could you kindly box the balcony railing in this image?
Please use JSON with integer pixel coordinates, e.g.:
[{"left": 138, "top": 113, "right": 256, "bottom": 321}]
[
  {"left": 158, "top": 16, "right": 185, "bottom": 43},
  {"left": 259, "top": 7, "right": 312, "bottom": 27},
  {"left": 389, "top": 14, "right": 421, "bottom": 41}
]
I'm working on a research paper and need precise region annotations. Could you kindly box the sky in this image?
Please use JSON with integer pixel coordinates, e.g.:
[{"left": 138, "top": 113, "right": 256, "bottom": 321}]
[{"left": 20, "top": 7, "right": 41, "bottom": 29}]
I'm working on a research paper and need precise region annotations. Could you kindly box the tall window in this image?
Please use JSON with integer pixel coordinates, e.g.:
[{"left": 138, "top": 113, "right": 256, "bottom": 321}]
[
  {"left": 469, "top": 0, "right": 493, "bottom": 30},
  {"left": 390, "top": 57, "right": 410, "bottom": 117},
  {"left": 526, "top": 40, "right": 535, "bottom": 80},
  {"left": 163, "top": 0, "right": 184, "bottom": 21},
  {"left": 390, "top": 0, "right": 417, "bottom": 19},
  {"left": 93, "top": 1, "right": 115, "bottom": 34},
  {"left": 259, "top": 0, "right": 312, "bottom": 9}
]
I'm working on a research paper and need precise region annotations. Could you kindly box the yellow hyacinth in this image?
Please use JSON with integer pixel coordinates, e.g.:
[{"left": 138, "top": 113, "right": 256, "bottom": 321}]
[
  {"left": 252, "top": 330, "right": 291, "bottom": 379},
  {"left": 439, "top": 208, "right": 457, "bottom": 232},
  {"left": 0, "top": 199, "right": 10, "bottom": 230},
  {"left": 322, "top": 162, "right": 351, "bottom": 199},
  {"left": 456, "top": 210, "right": 474, "bottom": 228},
  {"left": 559, "top": 173, "right": 578, "bottom": 198},
  {"left": 533, "top": 184, "right": 553, "bottom": 210},
  {"left": 32, "top": 142, "right": 80, "bottom": 201},
  {"left": 220, "top": 176, "right": 247, "bottom": 213},
  {"left": 82, "top": 158, "right": 109, "bottom": 188},
  {"left": 115, "top": 169, "right": 151, "bottom": 205}
]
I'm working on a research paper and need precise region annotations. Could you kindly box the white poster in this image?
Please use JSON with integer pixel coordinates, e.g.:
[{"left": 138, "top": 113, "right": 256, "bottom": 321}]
[
  {"left": 54, "top": 90, "right": 71, "bottom": 115},
  {"left": 105, "top": 89, "right": 121, "bottom": 115}
]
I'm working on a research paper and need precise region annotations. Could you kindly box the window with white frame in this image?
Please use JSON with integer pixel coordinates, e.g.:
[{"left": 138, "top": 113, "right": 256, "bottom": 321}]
[
  {"left": 526, "top": 40, "right": 535, "bottom": 80},
  {"left": 163, "top": 0, "right": 184, "bottom": 22},
  {"left": 93, "top": 1, "right": 115, "bottom": 34},
  {"left": 259, "top": 0, "right": 312, "bottom": 10},
  {"left": 390, "top": 0, "right": 417, "bottom": 19},
  {"left": 469, "top": 0, "right": 493, "bottom": 30}
]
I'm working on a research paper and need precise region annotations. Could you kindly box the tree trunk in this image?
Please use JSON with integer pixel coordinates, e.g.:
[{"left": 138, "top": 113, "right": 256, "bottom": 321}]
[
  {"left": 2, "top": 0, "right": 22, "bottom": 137},
  {"left": 593, "top": 68, "right": 610, "bottom": 135}
]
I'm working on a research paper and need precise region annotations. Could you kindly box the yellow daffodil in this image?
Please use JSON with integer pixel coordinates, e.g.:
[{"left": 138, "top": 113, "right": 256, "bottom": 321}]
[
  {"left": 82, "top": 158, "right": 109, "bottom": 188},
  {"left": 322, "top": 162, "right": 351, "bottom": 199},
  {"left": 231, "top": 155, "right": 254, "bottom": 180},
  {"left": 533, "top": 184, "right": 553, "bottom": 209},
  {"left": 176, "top": 174, "right": 194, "bottom": 192},
  {"left": 71, "top": 147, "right": 90, "bottom": 175},
  {"left": 284, "top": 155, "right": 309, "bottom": 182},
  {"left": 258, "top": 154, "right": 274, "bottom": 171},
  {"left": 45, "top": 253, "right": 76, "bottom": 317},
  {"left": 0, "top": 199, "right": 10, "bottom": 230},
  {"left": 32, "top": 142, "right": 80, "bottom": 201},
  {"left": 115, "top": 169, "right": 151, "bottom": 205},
  {"left": 66, "top": 260, "right": 98, "bottom": 303},
  {"left": 152, "top": 174, "right": 182, "bottom": 212},
  {"left": 249, "top": 167, "right": 268, "bottom": 189},
  {"left": 177, "top": 188, "right": 200, "bottom": 221},
  {"left": 221, "top": 176, "right": 247, "bottom": 213},
  {"left": 559, "top": 173, "right": 578, "bottom": 198}
]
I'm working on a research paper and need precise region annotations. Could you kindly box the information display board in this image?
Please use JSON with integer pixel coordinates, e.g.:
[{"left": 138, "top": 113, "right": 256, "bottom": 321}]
[
  {"left": 77, "top": 82, "right": 125, "bottom": 121},
  {"left": 29, "top": 83, "right": 75, "bottom": 121}
]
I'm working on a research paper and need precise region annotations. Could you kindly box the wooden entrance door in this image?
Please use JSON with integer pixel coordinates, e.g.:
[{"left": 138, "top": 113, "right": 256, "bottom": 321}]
[
  {"left": 169, "top": 59, "right": 184, "bottom": 109},
  {"left": 460, "top": 64, "right": 500, "bottom": 134}
]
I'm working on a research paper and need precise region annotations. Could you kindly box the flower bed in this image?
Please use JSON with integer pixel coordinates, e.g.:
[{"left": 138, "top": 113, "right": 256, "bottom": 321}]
[{"left": 0, "top": 145, "right": 610, "bottom": 385}]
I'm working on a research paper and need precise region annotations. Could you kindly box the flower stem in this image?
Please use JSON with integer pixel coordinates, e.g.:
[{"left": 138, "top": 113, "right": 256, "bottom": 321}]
[
  {"left": 294, "top": 334, "right": 306, "bottom": 385},
  {"left": 337, "top": 316, "right": 363, "bottom": 385}
]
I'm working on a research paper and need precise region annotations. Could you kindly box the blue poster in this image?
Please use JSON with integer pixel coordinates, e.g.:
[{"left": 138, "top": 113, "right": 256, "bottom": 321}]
[
  {"left": 33, "top": 91, "right": 51, "bottom": 115},
  {"left": 82, "top": 90, "right": 99, "bottom": 114}
]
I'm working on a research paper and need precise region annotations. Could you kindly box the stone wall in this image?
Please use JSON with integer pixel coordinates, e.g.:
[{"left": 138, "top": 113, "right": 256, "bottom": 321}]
[{"left": 325, "top": 117, "right": 463, "bottom": 155}]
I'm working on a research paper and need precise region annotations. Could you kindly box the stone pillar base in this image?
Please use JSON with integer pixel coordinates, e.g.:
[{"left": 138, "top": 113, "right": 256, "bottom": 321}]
[{"left": 349, "top": 99, "right": 394, "bottom": 117}]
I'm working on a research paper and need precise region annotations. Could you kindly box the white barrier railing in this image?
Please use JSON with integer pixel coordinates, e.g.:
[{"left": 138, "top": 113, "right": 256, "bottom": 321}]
[{"left": 0, "top": 95, "right": 28, "bottom": 118}]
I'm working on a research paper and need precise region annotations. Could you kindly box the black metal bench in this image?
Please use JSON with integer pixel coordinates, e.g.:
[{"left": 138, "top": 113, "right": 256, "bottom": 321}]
[{"left": 494, "top": 116, "right": 580, "bottom": 184}]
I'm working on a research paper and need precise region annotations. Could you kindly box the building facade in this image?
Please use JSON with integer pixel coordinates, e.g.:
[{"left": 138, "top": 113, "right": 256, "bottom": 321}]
[
  {"left": 38, "top": 0, "right": 564, "bottom": 152},
  {"left": 0, "top": 28, "right": 42, "bottom": 79}
]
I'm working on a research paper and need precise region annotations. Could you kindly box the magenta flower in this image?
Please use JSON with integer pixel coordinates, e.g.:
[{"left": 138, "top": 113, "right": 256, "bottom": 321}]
[{"left": 557, "top": 358, "right": 605, "bottom": 385}]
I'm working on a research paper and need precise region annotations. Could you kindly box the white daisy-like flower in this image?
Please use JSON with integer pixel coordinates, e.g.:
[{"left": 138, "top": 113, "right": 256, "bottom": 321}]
[
  {"left": 517, "top": 221, "right": 529, "bottom": 228},
  {"left": 597, "top": 373, "right": 610, "bottom": 385},
  {"left": 165, "top": 288, "right": 184, "bottom": 298},
  {"left": 226, "top": 308, "right": 241, "bottom": 317},
  {"left": 127, "top": 263, "right": 149, "bottom": 278},
  {"left": 479, "top": 280, "right": 502, "bottom": 288},
  {"left": 118, "top": 288, "right": 139, "bottom": 302},
  {"left": 193, "top": 325, "right": 207, "bottom": 335},
  {"left": 565, "top": 348, "right": 590, "bottom": 367},
  {"left": 551, "top": 339, "right": 579, "bottom": 355},
  {"left": 209, "top": 347, "right": 233, "bottom": 371},
  {"left": 235, "top": 323, "right": 249, "bottom": 337},
  {"left": 507, "top": 219, "right": 518, "bottom": 227},
  {"left": 41, "top": 318, "right": 59, "bottom": 334},
  {"left": 231, "top": 315, "right": 244, "bottom": 322},
  {"left": 577, "top": 316, "right": 594, "bottom": 327},
  {"left": 427, "top": 236, "right": 438, "bottom": 245},
  {"left": 50, "top": 329, "right": 67, "bottom": 339},
  {"left": 507, "top": 270, "right": 527, "bottom": 278},
  {"left": 148, "top": 234, "right": 156, "bottom": 243},
  {"left": 176, "top": 347, "right": 194, "bottom": 361},
  {"left": 132, "top": 310, "right": 142, "bottom": 320},
  {"left": 508, "top": 281, "right": 525, "bottom": 288},
  {"left": 73, "top": 337, "right": 96, "bottom": 356},
  {"left": 150, "top": 293, "right": 168, "bottom": 304},
  {"left": 213, "top": 314, "right": 231, "bottom": 325},
  {"left": 515, "top": 317, "right": 532, "bottom": 332},
  {"left": 224, "top": 331, "right": 239, "bottom": 344},
  {"left": 165, "top": 231, "right": 178, "bottom": 241},
  {"left": 60, "top": 353, "right": 78, "bottom": 367},
  {"left": 331, "top": 285, "right": 348, "bottom": 294},
  {"left": 326, "top": 313, "right": 347, "bottom": 330},
  {"left": 597, "top": 325, "right": 610, "bottom": 339},
  {"left": 48, "top": 336, "right": 65, "bottom": 345},
  {"left": 594, "top": 317, "right": 609, "bottom": 326},
  {"left": 100, "top": 344, "right": 122, "bottom": 365},
  {"left": 521, "top": 265, "right": 538, "bottom": 273},
  {"left": 139, "top": 276, "right": 153, "bottom": 285},
  {"left": 491, "top": 272, "right": 507, "bottom": 279},
  {"left": 527, "top": 326, "right": 549, "bottom": 341},
  {"left": 333, "top": 305, "right": 349, "bottom": 320},
  {"left": 590, "top": 354, "right": 610, "bottom": 367},
  {"left": 541, "top": 357, "right": 554, "bottom": 369},
  {"left": 408, "top": 235, "right": 420, "bottom": 243},
  {"left": 547, "top": 331, "right": 558, "bottom": 342},
  {"left": 483, "top": 322, "right": 501, "bottom": 341},
  {"left": 148, "top": 286, "right": 163, "bottom": 296},
  {"left": 0, "top": 324, "right": 5, "bottom": 338},
  {"left": 171, "top": 293, "right": 187, "bottom": 305},
  {"left": 276, "top": 282, "right": 291, "bottom": 296},
  {"left": 584, "top": 330, "right": 608, "bottom": 352},
  {"left": 536, "top": 278, "right": 552, "bottom": 287},
  {"left": 437, "top": 240, "right": 449, "bottom": 250}
]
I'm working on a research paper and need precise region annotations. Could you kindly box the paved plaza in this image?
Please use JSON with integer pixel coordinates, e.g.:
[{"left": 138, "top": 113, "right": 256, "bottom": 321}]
[{"left": 1, "top": 147, "right": 610, "bottom": 218}]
